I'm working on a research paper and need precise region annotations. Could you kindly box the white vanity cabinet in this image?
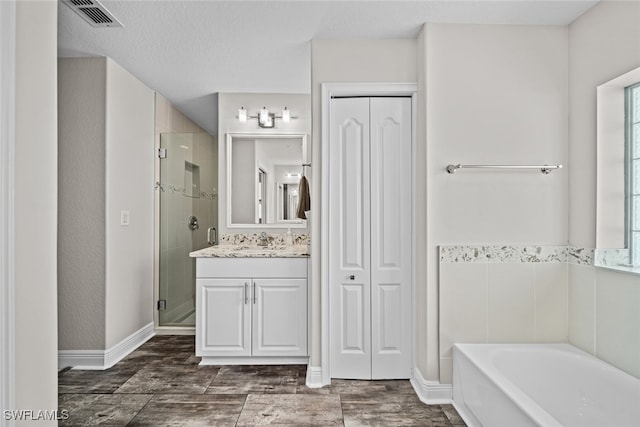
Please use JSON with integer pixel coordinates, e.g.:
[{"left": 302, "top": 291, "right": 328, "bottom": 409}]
[{"left": 195, "top": 257, "right": 309, "bottom": 364}]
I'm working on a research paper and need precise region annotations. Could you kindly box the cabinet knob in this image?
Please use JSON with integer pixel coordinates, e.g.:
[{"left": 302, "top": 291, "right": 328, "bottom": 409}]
[{"left": 349, "top": 275, "right": 355, "bottom": 280}]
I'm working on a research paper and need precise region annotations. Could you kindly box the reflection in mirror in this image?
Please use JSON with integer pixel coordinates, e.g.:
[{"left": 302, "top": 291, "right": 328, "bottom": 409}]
[
  {"left": 596, "top": 66, "right": 640, "bottom": 267},
  {"left": 278, "top": 182, "right": 299, "bottom": 221},
  {"left": 227, "top": 133, "right": 307, "bottom": 227}
]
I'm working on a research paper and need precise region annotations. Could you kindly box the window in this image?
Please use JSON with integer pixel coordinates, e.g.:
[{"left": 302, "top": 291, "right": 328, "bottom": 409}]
[{"left": 627, "top": 83, "right": 640, "bottom": 264}]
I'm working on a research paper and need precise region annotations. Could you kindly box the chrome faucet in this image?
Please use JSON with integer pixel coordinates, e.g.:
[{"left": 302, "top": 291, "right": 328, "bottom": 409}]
[{"left": 257, "top": 232, "right": 269, "bottom": 247}]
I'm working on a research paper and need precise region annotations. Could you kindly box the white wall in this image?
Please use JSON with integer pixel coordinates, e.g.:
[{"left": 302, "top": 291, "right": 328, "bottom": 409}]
[
  {"left": 425, "top": 23, "right": 569, "bottom": 380},
  {"left": 58, "top": 57, "right": 107, "bottom": 350},
  {"left": 104, "top": 58, "right": 155, "bottom": 348},
  {"left": 568, "top": 1, "right": 640, "bottom": 380},
  {"left": 569, "top": 0, "right": 640, "bottom": 249},
  {"left": 58, "top": 57, "right": 155, "bottom": 354},
  {"left": 14, "top": 0, "right": 58, "bottom": 421},
  {"left": 217, "top": 93, "right": 311, "bottom": 234},
  {"left": 311, "top": 39, "right": 417, "bottom": 369}
]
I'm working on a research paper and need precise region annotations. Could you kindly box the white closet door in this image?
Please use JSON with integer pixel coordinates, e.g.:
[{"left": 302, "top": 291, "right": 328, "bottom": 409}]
[
  {"left": 329, "top": 97, "right": 372, "bottom": 379},
  {"left": 369, "top": 97, "right": 412, "bottom": 379},
  {"left": 329, "top": 96, "right": 412, "bottom": 380}
]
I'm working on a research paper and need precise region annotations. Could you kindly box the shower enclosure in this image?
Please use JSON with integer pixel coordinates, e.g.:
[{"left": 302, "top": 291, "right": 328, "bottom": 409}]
[{"left": 158, "top": 132, "right": 217, "bottom": 326}]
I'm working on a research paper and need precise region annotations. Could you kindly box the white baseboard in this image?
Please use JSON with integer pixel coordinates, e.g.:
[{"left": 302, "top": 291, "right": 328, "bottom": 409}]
[
  {"left": 57, "top": 350, "right": 105, "bottom": 370},
  {"left": 199, "top": 356, "right": 308, "bottom": 366},
  {"left": 154, "top": 326, "right": 195, "bottom": 336},
  {"left": 410, "top": 366, "right": 453, "bottom": 404},
  {"left": 305, "top": 366, "right": 324, "bottom": 388},
  {"left": 58, "top": 322, "right": 155, "bottom": 370}
]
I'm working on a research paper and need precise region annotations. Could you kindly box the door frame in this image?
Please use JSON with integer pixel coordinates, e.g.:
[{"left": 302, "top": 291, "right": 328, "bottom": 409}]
[
  {"left": 0, "top": 0, "right": 16, "bottom": 421},
  {"left": 320, "top": 83, "right": 418, "bottom": 385}
]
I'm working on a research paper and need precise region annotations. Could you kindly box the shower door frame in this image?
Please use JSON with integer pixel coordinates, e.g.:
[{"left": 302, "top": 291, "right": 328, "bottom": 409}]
[{"left": 153, "top": 132, "right": 198, "bottom": 334}]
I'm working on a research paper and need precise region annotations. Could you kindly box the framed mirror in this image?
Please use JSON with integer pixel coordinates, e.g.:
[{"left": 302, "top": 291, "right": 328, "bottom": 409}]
[{"left": 227, "top": 133, "right": 308, "bottom": 228}]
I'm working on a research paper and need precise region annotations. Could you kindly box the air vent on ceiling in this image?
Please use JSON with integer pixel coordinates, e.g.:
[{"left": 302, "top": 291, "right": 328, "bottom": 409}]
[{"left": 62, "top": 0, "right": 123, "bottom": 28}]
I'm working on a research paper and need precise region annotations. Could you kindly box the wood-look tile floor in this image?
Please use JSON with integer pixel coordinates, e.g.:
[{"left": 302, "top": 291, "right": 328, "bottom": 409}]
[{"left": 58, "top": 336, "right": 466, "bottom": 426}]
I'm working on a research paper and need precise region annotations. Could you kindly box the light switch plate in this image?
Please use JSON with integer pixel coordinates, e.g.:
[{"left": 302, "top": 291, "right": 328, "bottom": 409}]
[{"left": 120, "top": 210, "right": 130, "bottom": 226}]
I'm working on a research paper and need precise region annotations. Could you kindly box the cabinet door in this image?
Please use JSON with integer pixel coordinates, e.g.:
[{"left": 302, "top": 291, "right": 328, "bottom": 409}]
[
  {"left": 196, "top": 279, "right": 251, "bottom": 357},
  {"left": 252, "top": 279, "right": 308, "bottom": 356}
]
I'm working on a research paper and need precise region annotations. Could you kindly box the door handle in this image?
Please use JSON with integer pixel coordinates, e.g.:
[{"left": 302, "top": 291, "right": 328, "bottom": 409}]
[
  {"left": 207, "top": 227, "right": 217, "bottom": 246},
  {"left": 349, "top": 275, "right": 355, "bottom": 280}
]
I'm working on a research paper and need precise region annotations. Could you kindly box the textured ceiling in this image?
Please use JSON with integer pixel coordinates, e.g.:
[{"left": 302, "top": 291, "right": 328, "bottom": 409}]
[{"left": 58, "top": 0, "right": 599, "bottom": 134}]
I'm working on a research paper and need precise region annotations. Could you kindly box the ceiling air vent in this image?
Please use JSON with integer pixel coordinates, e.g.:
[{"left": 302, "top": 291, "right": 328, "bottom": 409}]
[{"left": 62, "top": 0, "right": 123, "bottom": 28}]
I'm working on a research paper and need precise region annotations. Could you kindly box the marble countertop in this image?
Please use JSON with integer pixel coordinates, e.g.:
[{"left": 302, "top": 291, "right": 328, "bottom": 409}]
[{"left": 189, "top": 244, "right": 310, "bottom": 258}]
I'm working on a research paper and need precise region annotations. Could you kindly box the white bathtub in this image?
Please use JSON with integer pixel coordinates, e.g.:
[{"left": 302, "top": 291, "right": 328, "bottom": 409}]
[{"left": 452, "top": 343, "right": 640, "bottom": 427}]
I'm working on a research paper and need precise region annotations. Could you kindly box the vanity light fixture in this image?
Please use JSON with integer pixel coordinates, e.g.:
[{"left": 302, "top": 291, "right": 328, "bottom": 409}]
[
  {"left": 259, "top": 107, "right": 273, "bottom": 128},
  {"left": 237, "top": 106, "right": 297, "bottom": 128}
]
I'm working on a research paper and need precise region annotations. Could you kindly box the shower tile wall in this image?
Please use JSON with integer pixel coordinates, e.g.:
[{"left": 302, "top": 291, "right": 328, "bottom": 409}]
[{"left": 439, "top": 245, "right": 569, "bottom": 384}]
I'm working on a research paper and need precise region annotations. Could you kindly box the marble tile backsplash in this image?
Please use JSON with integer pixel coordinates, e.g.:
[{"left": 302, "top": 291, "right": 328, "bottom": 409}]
[
  {"left": 219, "top": 233, "right": 310, "bottom": 246},
  {"left": 440, "top": 245, "right": 594, "bottom": 266},
  {"left": 567, "top": 246, "right": 595, "bottom": 266}
]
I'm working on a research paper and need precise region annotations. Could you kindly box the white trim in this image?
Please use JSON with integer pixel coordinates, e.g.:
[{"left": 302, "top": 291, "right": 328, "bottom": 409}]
[
  {"left": 320, "top": 83, "right": 418, "bottom": 385},
  {"left": 104, "top": 322, "right": 155, "bottom": 368},
  {"left": 410, "top": 91, "right": 418, "bottom": 384},
  {"left": 198, "top": 356, "right": 309, "bottom": 366},
  {"left": 410, "top": 366, "right": 453, "bottom": 404},
  {"left": 58, "top": 322, "right": 155, "bottom": 370},
  {"left": 155, "top": 326, "right": 195, "bottom": 336},
  {"left": 57, "top": 350, "right": 105, "bottom": 371},
  {"left": 0, "top": 1, "right": 16, "bottom": 424},
  {"left": 305, "top": 366, "right": 323, "bottom": 388}
]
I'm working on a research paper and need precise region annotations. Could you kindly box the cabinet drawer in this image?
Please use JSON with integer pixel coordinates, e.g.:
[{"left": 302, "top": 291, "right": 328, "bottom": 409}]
[{"left": 196, "top": 257, "right": 308, "bottom": 278}]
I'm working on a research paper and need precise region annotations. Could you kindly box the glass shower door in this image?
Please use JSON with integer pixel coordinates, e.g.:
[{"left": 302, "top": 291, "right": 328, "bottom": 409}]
[{"left": 159, "top": 132, "right": 217, "bottom": 326}]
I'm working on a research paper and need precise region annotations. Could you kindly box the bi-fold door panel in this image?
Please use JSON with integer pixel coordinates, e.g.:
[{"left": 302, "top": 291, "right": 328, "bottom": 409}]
[
  {"left": 370, "top": 97, "right": 412, "bottom": 379},
  {"left": 329, "top": 97, "right": 372, "bottom": 379},
  {"left": 329, "top": 96, "right": 412, "bottom": 380}
]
